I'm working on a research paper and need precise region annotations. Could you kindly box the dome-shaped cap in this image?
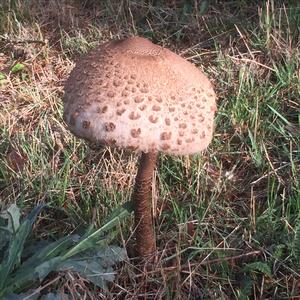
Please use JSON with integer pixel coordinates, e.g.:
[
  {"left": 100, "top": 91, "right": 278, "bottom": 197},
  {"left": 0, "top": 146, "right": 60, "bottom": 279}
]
[{"left": 63, "top": 36, "right": 217, "bottom": 155}]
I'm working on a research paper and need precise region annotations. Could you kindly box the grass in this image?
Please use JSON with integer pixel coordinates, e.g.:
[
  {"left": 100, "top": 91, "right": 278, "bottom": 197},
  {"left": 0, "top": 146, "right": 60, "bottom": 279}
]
[{"left": 0, "top": 0, "right": 299, "bottom": 298}]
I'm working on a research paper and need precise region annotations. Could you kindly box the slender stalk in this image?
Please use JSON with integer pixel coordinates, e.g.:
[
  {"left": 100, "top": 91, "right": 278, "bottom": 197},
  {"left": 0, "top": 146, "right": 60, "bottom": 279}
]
[{"left": 132, "top": 151, "right": 158, "bottom": 257}]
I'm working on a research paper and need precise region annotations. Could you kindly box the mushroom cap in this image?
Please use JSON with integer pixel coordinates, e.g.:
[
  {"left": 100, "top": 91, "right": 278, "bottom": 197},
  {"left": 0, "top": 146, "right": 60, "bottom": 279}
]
[{"left": 63, "top": 36, "right": 217, "bottom": 155}]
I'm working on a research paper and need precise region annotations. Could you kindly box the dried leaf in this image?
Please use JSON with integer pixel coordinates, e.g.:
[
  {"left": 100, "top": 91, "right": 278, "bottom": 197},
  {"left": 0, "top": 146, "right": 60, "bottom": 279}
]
[{"left": 6, "top": 149, "right": 27, "bottom": 172}]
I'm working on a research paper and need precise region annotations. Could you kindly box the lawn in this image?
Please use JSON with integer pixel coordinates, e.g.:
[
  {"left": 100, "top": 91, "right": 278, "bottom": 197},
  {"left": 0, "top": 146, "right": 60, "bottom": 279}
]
[{"left": 0, "top": 0, "right": 299, "bottom": 299}]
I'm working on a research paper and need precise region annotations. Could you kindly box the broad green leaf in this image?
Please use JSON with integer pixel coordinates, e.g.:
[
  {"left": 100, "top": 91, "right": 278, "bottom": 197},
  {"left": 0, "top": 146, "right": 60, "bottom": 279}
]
[
  {"left": 0, "top": 230, "right": 11, "bottom": 253},
  {"left": 199, "top": 0, "right": 209, "bottom": 15},
  {"left": 2, "top": 291, "right": 39, "bottom": 300},
  {"left": 11, "top": 63, "right": 25, "bottom": 74},
  {"left": 58, "top": 246, "right": 126, "bottom": 290},
  {"left": 20, "top": 235, "right": 79, "bottom": 270},
  {"left": 59, "top": 258, "right": 113, "bottom": 290},
  {"left": 41, "top": 292, "right": 71, "bottom": 300},
  {"left": 5, "top": 257, "right": 63, "bottom": 293},
  {"left": 0, "top": 73, "right": 6, "bottom": 80},
  {"left": 0, "top": 205, "right": 46, "bottom": 291},
  {"left": 5, "top": 235, "right": 79, "bottom": 293},
  {"left": 0, "top": 203, "right": 129, "bottom": 296},
  {"left": 62, "top": 202, "right": 132, "bottom": 259},
  {"left": 0, "top": 220, "right": 31, "bottom": 290},
  {"left": 0, "top": 204, "right": 21, "bottom": 233},
  {"left": 95, "top": 245, "right": 127, "bottom": 265},
  {"left": 35, "top": 257, "right": 63, "bottom": 280}
]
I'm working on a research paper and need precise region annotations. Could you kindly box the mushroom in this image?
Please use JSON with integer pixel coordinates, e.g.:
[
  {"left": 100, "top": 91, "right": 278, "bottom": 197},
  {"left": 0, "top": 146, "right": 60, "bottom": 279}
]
[{"left": 63, "top": 37, "right": 216, "bottom": 257}]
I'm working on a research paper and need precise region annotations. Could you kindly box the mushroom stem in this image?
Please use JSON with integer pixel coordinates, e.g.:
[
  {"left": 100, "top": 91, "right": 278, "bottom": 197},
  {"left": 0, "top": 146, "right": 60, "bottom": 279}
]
[{"left": 132, "top": 151, "right": 158, "bottom": 257}]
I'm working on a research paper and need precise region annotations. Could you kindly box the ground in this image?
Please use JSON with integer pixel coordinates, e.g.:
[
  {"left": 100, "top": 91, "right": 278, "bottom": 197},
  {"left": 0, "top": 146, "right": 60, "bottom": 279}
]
[{"left": 0, "top": 0, "right": 299, "bottom": 299}]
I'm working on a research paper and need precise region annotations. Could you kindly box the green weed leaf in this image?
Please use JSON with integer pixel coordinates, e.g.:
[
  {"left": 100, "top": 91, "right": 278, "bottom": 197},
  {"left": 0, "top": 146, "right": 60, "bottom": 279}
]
[
  {"left": 242, "top": 262, "right": 272, "bottom": 277},
  {"left": 10, "top": 63, "right": 25, "bottom": 74},
  {"left": 0, "top": 72, "right": 6, "bottom": 80},
  {"left": 2, "top": 292, "right": 39, "bottom": 300},
  {"left": 0, "top": 220, "right": 31, "bottom": 290},
  {"left": 0, "top": 205, "right": 21, "bottom": 252},
  {"left": 41, "top": 292, "right": 70, "bottom": 300},
  {"left": 59, "top": 246, "right": 126, "bottom": 290},
  {"left": 0, "top": 205, "right": 46, "bottom": 293},
  {"left": 35, "top": 257, "right": 63, "bottom": 280},
  {"left": 0, "top": 203, "right": 130, "bottom": 297},
  {"left": 0, "top": 204, "right": 21, "bottom": 234},
  {"left": 63, "top": 202, "right": 132, "bottom": 259},
  {"left": 237, "top": 275, "right": 253, "bottom": 299},
  {"left": 199, "top": 0, "right": 209, "bottom": 15}
]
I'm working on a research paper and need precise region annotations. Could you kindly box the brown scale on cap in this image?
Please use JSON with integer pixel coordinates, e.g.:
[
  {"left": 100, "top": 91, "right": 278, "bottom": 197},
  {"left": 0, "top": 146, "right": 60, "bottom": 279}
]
[
  {"left": 97, "top": 106, "right": 108, "bottom": 114},
  {"left": 149, "top": 115, "right": 158, "bottom": 124},
  {"left": 131, "top": 128, "right": 141, "bottom": 138},
  {"left": 152, "top": 105, "right": 161, "bottom": 112},
  {"left": 82, "top": 120, "right": 90, "bottom": 129},
  {"left": 104, "top": 122, "right": 116, "bottom": 132},
  {"left": 63, "top": 36, "right": 216, "bottom": 155},
  {"left": 129, "top": 111, "right": 141, "bottom": 120},
  {"left": 198, "top": 114, "right": 205, "bottom": 122},
  {"left": 134, "top": 96, "right": 143, "bottom": 103},
  {"left": 113, "top": 79, "right": 122, "bottom": 87},
  {"left": 140, "top": 85, "right": 149, "bottom": 93},
  {"left": 139, "top": 104, "right": 147, "bottom": 111},
  {"left": 116, "top": 108, "right": 126, "bottom": 115},
  {"left": 186, "top": 138, "right": 194, "bottom": 143},
  {"left": 107, "top": 91, "right": 115, "bottom": 98},
  {"left": 160, "top": 132, "right": 172, "bottom": 140}
]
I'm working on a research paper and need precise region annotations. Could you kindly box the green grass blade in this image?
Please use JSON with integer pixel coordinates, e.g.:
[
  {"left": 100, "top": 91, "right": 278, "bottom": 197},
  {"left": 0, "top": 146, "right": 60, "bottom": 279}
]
[
  {"left": 293, "top": 221, "right": 300, "bottom": 262},
  {"left": 267, "top": 105, "right": 292, "bottom": 126}
]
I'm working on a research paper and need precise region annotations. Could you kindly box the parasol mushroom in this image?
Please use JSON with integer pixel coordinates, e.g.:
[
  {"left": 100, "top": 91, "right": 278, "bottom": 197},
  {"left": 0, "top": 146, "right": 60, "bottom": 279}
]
[{"left": 63, "top": 36, "right": 216, "bottom": 257}]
